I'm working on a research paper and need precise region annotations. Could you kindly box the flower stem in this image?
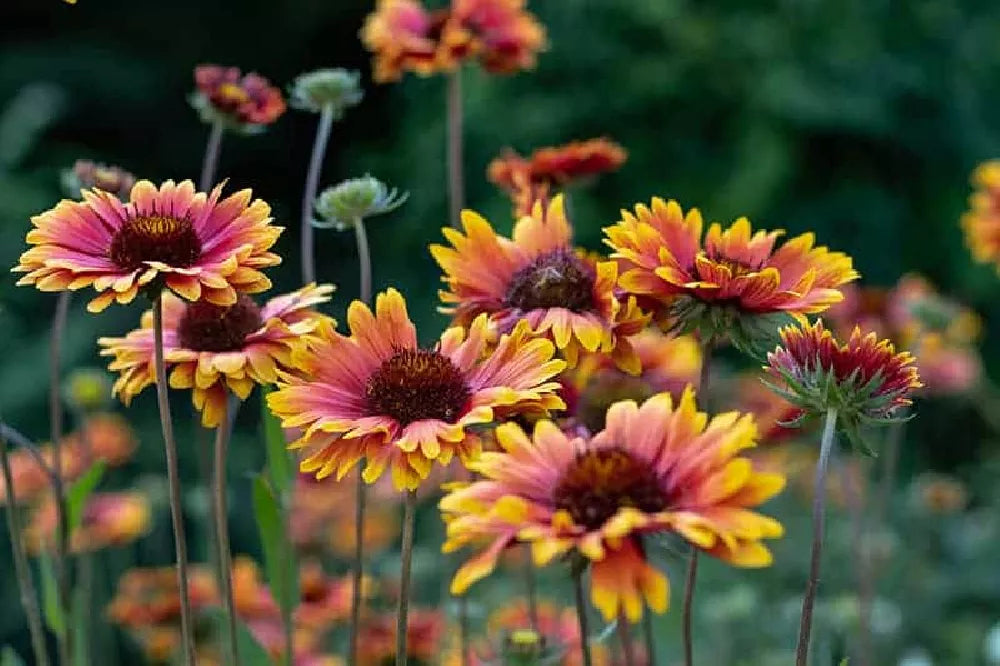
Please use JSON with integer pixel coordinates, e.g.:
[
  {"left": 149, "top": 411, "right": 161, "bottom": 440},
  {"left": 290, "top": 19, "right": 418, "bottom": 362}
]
[
  {"left": 153, "top": 296, "right": 197, "bottom": 666},
  {"left": 354, "top": 217, "right": 372, "bottom": 304},
  {"left": 446, "top": 69, "right": 464, "bottom": 229},
  {"left": 524, "top": 543, "right": 539, "bottom": 632},
  {"left": 572, "top": 565, "right": 594, "bottom": 666},
  {"left": 795, "top": 406, "right": 839, "bottom": 666},
  {"left": 618, "top": 611, "right": 636, "bottom": 666},
  {"left": 641, "top": 601, "right": 656, "bottom": 666},
  {"left": 843, "top": 457, "right": 874, "bottom": 666},
  {"left": 301, "top": 104, "right": 336, "bottom": 285},
  {"left": 200, "top": 121, "right": 225, "bottom": 192},
  {"left": 0, "top": 426, "right": 51, "bottom": 666},
  {"left": 49, "top": 291, "right": 71, "bottom": 666},
  {"left": 682, "top": 550, "right": 698, "bottom": 666},
  {"left": 347, "top": 468, "right": 366, "bottom": 666},
  {"left": 214, "top": 399, "right": 240, "bottom": 666},
  {"left": 396, "top": 490, "right": 418, "bottom": 666}
]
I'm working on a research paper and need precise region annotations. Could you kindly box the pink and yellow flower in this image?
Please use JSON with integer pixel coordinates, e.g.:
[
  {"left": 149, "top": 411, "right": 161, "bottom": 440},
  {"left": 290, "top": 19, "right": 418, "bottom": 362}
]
[
  {"left": 267, "top": 288, "right": 565, "bottom": 491},
  {"left": 441, "top": 388, "right": 784, "bottom": 622},
  {"left": 99, "top": 284, "right": 334, "bottom": 427},
  {"left": 26, "top": 491, "right": 151, "bottom": 554},
  {"left": 193, "top": 65, "right": 286, "bottom": 128},
  {"left": 356, "top": 608, "right": 445, "bottom": 666},
  {"left": 432, "top": 196, "right": 648, "bottom": 371},
  {"left": 15, "top": 179, "right": 282, "bottom": 312},
  {"left": 605, "top": 198, "right": 857, "bottom": 335},
  {"left": 451, "top": 0, "right": 546, "bottom": 74}
]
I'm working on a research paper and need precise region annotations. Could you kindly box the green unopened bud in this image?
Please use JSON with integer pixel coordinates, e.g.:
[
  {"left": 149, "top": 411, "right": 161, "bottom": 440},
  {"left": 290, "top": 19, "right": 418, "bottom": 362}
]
[
  {"left": 289, "top": 68, "right": 363, "bottom": 117},
  {"left": 62, "top": 159, "right": 136, "bottom": 199},
  {"left": 64, "top": 368, "right": 113, "bottom": 412},
  {"left": 313, "top": 175, "right": 408, "bottom": 231}
]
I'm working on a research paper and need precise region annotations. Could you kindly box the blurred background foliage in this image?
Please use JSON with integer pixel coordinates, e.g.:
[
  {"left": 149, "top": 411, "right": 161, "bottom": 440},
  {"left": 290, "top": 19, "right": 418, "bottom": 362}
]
[{"left": 2, "top": 0, "right": 1000, "bottom": 664}]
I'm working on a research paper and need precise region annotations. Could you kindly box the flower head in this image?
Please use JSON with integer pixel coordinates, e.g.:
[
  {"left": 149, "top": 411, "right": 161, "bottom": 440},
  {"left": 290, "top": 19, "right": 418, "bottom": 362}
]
[
  {"left": 289, "top": 68, "right": 364, "bottom": 116},
  {"left": 62, "top": 159, "right": 136, "bottom": 199},
  {"left": 432, "top": 196, "right": 648, "bottom": 371},
  {"left": 961, "top": 160, "right": 1000, "bottom": 270},
  {"left": 192, "top": 65, "right": 286, "bottom": 131},
  {"left": 99, "top": 284, "right": 334, "bottom": 427},
  {"left": 313, "top": 176, "right": 408, "bottom": 230},
  {"left": 765, "top": 320, "right": 922, "bottom": 450},
  {"left": 441, "top": 388, "right": 784, "bottom": 622},
  {"left": 26, "top": 491, "right": 151, "bottom": 554},
  {"left": 451, "top": 0, "right": 546, "bottom": 74},
  {"left": 15, "top": 179, "right": 282, "bottom": 312},
  {"left": 357, "top": 609, "right": 445, "bottom": 666},
  {"left": 290, "top": 473, "right": 399, "bottom": 557},
  {"left": 605, "top": 199, "right": 857, "bottom": 349},
  {"left": 268, "top": 288, "right": 565, "bottom": 491}
]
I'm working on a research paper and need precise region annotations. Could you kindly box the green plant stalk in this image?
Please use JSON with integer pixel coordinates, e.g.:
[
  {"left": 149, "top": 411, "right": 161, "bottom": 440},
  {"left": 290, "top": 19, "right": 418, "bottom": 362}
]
[
  {"left": 153, "top": 296, "right": 197, "bottom": 666},
  {"left": 0, "top": 428, "right": 51, "bottom": 666},
  {"left": 524, "top": 543, "right": 539, "bottom": 632},
  {"left": 795, "top": 407, "right": 839, "bottom": 666},
  {"left": 49, "top": 291, "right": 72, "bottom": 666},
  {"left": 199, "top": 121, "right": 224, "bottom": 191},
  {"left": 396, "top": 491, "right": 417, "bottom": 666},
  {"left": 572, "top": 565, "right": 594, "bottom": 666},
  {"left": 300, "top": 104, "right": 335, "bottom": 285},
  {"left": 214, "top": 400, "right": 241, "bottom": 666},
  {"left": 447, "top": 68, "right": 464, "bottom": 229}
]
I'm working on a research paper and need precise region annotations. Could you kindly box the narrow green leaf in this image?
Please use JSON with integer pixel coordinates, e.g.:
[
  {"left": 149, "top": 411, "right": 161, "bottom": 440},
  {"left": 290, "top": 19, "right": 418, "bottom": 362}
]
[
  {"left": 252, "top": 475, "right": 298, "bottom": 620},
  {"left": 202, "top": 608, "right": 273, "bottom": 666},
  {"left": 261, "top": 386, "right": 294, "bottom": 495},
  {"left": 38, "top": 549, "right": 64, "bottom": 635},
  {"left": 1, "top": 647, "right": 26, "bottom": 666},
  {"left": 66, "top": 460, "right": 106, "bottom": 532},
  {"left": 71, "top": 571, "right": 89, "bottom": 666}
]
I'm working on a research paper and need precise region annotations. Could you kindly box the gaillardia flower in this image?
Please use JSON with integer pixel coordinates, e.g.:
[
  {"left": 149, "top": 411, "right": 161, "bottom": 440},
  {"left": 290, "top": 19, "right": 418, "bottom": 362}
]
[
  {"left": 450, "top": 0, "right": 546, "bottom": 74},
  {"left": 26, "top": 491, "right": 151, "bottom": 554},
  {"left": 191, "top": 65, "right": 286, "bottom": 130},
  {"left": 441, "top": 388, "right": 785, "bottom": 622},
  {"left": 99, "top": 284, "right": 334, "bottom": 427},
  {"left": 605, "top": 198, "right": 857, "bottom": 347},
  {"left": 62, "top": 159, "right": 136, "bottom": 199},
  {"left": 431, "top": 196, "right": 648, "bottom": 371},
  {"left": 15, "top": 179, "right": 282, "bottom": 312},
  {"left": 961, "top": 160, "right": 1000, "bottom": 270},
  {"left": 267, "top": 288, "right": 566, "bottom": 491},
  {"left": 765, "top": 320, "right": 922, "bottom": 450}
]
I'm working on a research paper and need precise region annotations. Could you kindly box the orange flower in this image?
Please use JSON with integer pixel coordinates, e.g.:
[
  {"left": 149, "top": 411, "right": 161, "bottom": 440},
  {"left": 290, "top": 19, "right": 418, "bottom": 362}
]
[
  {"left": 26, "top": 491, "right": 151, "bottom": 554},
  {"left": 290, "top": 474, "right": 399, "bottom": 557},
  {"left": 193, "top": 65, "right": 286, "bottom": 128},
  {"left": 442, "top": 388, "right": 784, "bottom": 622},
  {"left": 961, "top": 160, "right": 1000, "bottom": 270},
  {"left": 15, "top": 179, "right": 282, "bottom": 312},
  {"left": 99, "top": 284, "right": 334, "bottom": 427},
  {"left": 267, "top": 288, "right": 565, "bottom": 490},
  {"left": 451, "top": 0, "right": 546, "bottom": 74},
  {"left": 356, "top": 608, "right": 445, "bottom": 666},
  {"left": 489, "top": 138, "right": 627, "bottom": 216},
  {"left": 432, "top": 196, "right": 648, "bottom": 371},
  {"left": 108, "top": 565, "right": 219, "bottom": 629},
  {"left": 605, "top": 199, "right": 857, "bottom": 341}
]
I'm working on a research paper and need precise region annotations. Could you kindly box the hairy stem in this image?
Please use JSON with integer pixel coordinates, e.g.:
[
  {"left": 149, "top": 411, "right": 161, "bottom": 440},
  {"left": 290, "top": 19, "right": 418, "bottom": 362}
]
[
  {"left": 214, "top": 400, "right": 240, "bottom": 666},
  {"left": 795, "top": 407, "right": 839, "bottom": 666},
  {"left": 153, "top": 296, "right": 197, "bottom": 666},
  {"left": 396, "top": 491, "right": 418, "bottom": 666},
  {"left": 572, "top": 565, "right": 594, "bottom": 666},
  {"left": 446, "top": 69, "right": 464, "bottom": 229},
  {"left": 300, "top": 105, "right": 336, "bottom": 285},
  {"left": 199, "top": 121, "right": 225, "bottom": 192},
  {"left": 354, "top": 217, "right": 372, "bottom": 304}
]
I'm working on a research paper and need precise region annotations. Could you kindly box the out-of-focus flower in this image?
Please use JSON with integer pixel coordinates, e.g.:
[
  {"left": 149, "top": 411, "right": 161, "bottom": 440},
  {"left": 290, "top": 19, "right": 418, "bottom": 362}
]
[
  {"left": 356, "top": 608, "right": 445, "bottom": 666},
  {"left": 268, "top": 288, "right": 565, "bottom": 490},
  {"left": 961, "top": 160, "right": 1000, "bottom": 271},
  {"left": 295, "top": 560, "right": 357, "bottom": 629},
  {"left": 0, "top": 444, "right": 55, "bottom": 506},
  {"left": 451, "top": 0, "right": 546, "bottom": 74},
  {"left": 191, "top": 65, "right": 286, "bottom": 131},
  {"left": 313, "top": 176, "right": 408, "bottom": 231},
  {"left": 442, "top": 388, "right": 784, "bottom": 622},
  {"left": 910, "top": 473, "right": 969, "bottom": 515},
  {"left": 108, "top": 565, "right": 219, "bottom": 629},
  {"left": 765, "top": 320, "right": 922, "bottom": 451},
  {"left": 26, "top": 491, "right": 151, "bottom": 554},
  {"left": 485, "top": 600, "right": 611, "bottom": 666},
  {"left": 15, "top": 179, "right": 282, "bottom": 312},
  {"left": 289, "top": 68, "right": 363, "bottom": 116},
  {"left": 605, "top": 199, "right": 857, "bottom": 348},
  {"left": 99, "top": 284, "right": 334, "bottom": 427},
  {"left": 290, "top": 474, "right": 399, "bottom": 557},
  {"left": 61, "top": 159, "right": 136, "bottom": 199},
  {"left": 565, "top": 329, "right": 701, "bottom": 434},
  {"left": 432, "top": 196, "right": 648, "bottom": 371},
  {"left": 726, "top": 374, "right": 801, "bottom": 445},
  {"left": 489, "top": 139, "right": 627, "bottom": 216},
  {"left": 63, "top": 367, "right": 114, "bottom": 412}
]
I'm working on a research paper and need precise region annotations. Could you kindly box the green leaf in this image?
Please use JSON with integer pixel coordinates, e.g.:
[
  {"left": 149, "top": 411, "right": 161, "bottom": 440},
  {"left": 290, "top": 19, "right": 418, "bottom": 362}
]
[
  {"left": 201, "top": 608, "right": 273, "bottom": 666},
  {"left": 71, "top": 564, "right": 90, "bottom": 666},
  {"left": 66, "top": 460, "right": 105, "bottom": 533},
  {"left": 261, "top": 386, "right": 294, "bottom": 495},
  {"left": 252, "top": 475, "right": 298, "bottom": 620},
  {"left": 38, "top": 549, "right": 64, "bottom": 636},
  {"left": 0, "top": 647, "right": 26, "bottom": 666}
]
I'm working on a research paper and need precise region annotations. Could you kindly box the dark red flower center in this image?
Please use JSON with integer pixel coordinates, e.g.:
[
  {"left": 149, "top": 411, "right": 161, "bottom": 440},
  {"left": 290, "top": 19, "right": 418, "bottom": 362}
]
[
  {"left": 365, "top": 348, "right": 470, "bottom": 426},
  {"left": 109, "top": 215, "right": 202, "bottom": 272},
  {"left": 553, "top": 447, "right": 667, "bottom": 530},
  {"left": 177, "top": 294, "right": 263, "bottom": 352},
  {"left": 504, "top": 249, "right": 596, "bottom": 313}
]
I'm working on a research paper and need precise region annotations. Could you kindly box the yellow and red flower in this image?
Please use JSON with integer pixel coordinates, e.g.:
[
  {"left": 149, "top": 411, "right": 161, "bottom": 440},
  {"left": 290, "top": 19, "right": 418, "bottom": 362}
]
[
  {"left": 451, "top": 0, "right": 546, "bottom": 74},
  {"left": 192, "top": 65, "right": 286, "bottom": 129},
  {"left": 441, "top": 388, "right": 785, "bottom": 622},
  {"left": 99, "top": 284, "right": 334, "bottom": 427},
  {"left": 605, "top": 198, "right": 857, "bottom": 341},
  {"left": 26, "top": 491, "right": 151, "bottom": 554},
  {"left": 267, "top": 288, "right": 565, "bottom": 490},
  {"left": 63, "top": 159, "right": 136, "bottom": 199},
  {"left": 432, "top": 196, "right": 648, "bottom": 371},
  {"left": 961, "top": 160, "right": 1000, "bottom": 270},
  {"left": 356, "top": 608, "right": 445, "bottom": 666},
  {"left": 15, "top": 179, "right": 282, "bottom": 312},
  {"left": 488, "top": 138, "right": 627, "bottom": 217}
]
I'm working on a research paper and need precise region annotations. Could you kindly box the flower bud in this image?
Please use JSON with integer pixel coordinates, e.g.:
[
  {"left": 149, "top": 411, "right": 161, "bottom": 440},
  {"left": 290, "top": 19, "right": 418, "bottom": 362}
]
[
  {"left": 289, "top": 68, "right": 363, "bottom": 117},
  {"left": 313, "top": 175, "right": 408, "bottom": 230},
  {"left": 64, "top": 367, "right": 114, "bottom": 412},
  {"left": 62, "top": 160, "right": 136, "bottom": 199}
]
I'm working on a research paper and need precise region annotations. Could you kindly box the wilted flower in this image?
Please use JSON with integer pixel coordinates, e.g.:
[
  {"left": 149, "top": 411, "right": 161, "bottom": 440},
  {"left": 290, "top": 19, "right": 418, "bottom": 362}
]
[
  {"left": 26, "top": 491, "right": 151, "bottom": 554},
  {"left": 99, "top": 284, "right": 334, "bottom": 427},
  {"left": 191, "top": 65, "right": 286, "bottom": 131},
  {"left": 442, "top": 389, "right": 784, "bottom": 622},
  {"left": 765, "top": 320, "right": 922, "bottom": 451},
  {"left": 63, "top": 367, "right": 114, "bottom": 412},
  {"left": 289, "top": 68, "right": 364, "bottom": 116},
  {"left": 15, "top": 179, "right": 282, "bottom": 312},
  {"left": 61, "top": 159, "right": 136, "bottom": 199},
  {"left": 313, "top": 176, "right": 408, "bottom": 230}
]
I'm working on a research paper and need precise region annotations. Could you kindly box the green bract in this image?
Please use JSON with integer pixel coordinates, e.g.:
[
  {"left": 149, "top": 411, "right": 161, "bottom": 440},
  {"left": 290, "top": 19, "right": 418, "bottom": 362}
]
[
  {"left": 288, "top": 68, "right": 363, "bottom": 116},
  {"left": 313, "top": 175, "right": 408, "bottom": 230}
]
